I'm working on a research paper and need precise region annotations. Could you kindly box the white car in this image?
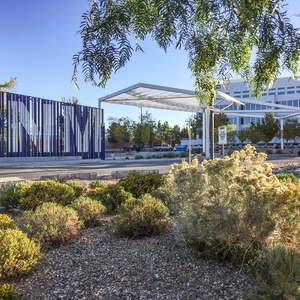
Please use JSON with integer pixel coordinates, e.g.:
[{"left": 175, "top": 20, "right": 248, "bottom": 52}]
[{"left": 153, "top": 144, "right": 173, "bottom": 151}]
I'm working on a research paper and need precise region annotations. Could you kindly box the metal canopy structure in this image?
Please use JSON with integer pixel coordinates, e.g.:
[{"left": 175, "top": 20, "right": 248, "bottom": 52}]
[
  {"left": 99, "top": 82, "right": 244, "bottom": 159},
  {"left": 98, "top": 82, "right": 243, "bottom": 113}
]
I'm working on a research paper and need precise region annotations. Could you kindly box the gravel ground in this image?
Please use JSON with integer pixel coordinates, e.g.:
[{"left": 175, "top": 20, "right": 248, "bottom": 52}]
[{"left": 11, "top": 219, "right": 255, "bottom": 300}]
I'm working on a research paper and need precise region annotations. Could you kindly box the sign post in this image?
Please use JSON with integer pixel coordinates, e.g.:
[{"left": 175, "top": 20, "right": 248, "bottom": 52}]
[{"left": 218, "top": 126, "right": 227, "bottom": 157}]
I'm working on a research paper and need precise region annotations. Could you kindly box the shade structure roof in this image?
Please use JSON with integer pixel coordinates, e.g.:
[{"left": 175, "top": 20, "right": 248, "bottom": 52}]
[{"left": 98, "top": 82, "right": 244, "bottom": 112}]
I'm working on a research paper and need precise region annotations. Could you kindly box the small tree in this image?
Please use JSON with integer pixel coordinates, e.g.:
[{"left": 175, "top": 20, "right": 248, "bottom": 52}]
[
  {"left": 236, "top": 127, "right": 249, "bottom": 146},
  {"left": 283, "top": 118, "right": 300, "bottom": 153},
  {"left": 246, "top": 126, "right": 266, "bottom": 145},
  {"left": 106, "top": 117, "right": 132, "bottom": 148},
  {"left": 255, "top": 113, "right": 280, "bottom": 145}
]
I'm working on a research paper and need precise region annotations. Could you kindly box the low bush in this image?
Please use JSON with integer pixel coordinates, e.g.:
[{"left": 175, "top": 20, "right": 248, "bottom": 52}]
[
  {"left": 162, "top": 152, "right": 176, "bottom": 158},
  {"left": 265, "top": 149, "right": 273, "bottom": 154},
  {"left": 275, "top": 173, "right": 299, "bottom": 184},
  {"left": 88, "top": 180, "right": 107, "bottom": 190},
  {"left": 86, "top": 184, "right": 133, "bottom": 214},
  {"left": 18, "top": 180, "right": 76, "bottom": 211},
  {"left": 0, "top": 228, "right": 42, "bottom": 279},
  {"left": 134, "top": 154, "right": 144, "bottom": 159},
  {"left": 70, "top": 196, "right": 106, "bottom": 227},
  {"left": 111, "top": 194, "right": 170, "bottom": 238},
  {"left": 246, "top": 246, "right": 300, "bottom": 299},
  {"left": 0, "top": 214, "right": 16, "bottom": 230},
  {"left": 117, "top": 171, "right": 167, "bottom": 198},
  {"left": 65, "top": 181, "right": 86, "bottom": 198},
  {"left": 275, "top": 149, "right": 283, "bottom": 154},
  {"left": 0, "top": 182, "right": 30, "bottom": 208},
  {"left": 0, "top": 284, "right": 19, "bottom": 300},
  {"left": 16, "top": 202, "right": 82, "bottom": 249}
]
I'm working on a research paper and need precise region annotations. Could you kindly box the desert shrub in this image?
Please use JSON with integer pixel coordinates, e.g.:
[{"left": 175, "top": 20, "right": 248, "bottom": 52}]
[
  {"left": 16, "top": 202, "right": 82, "bottom": 249},
  {"left": 117, "top": 171, "right": 167, "bottom": 198},
  {"left": 275, "top": 149, "right": 283, "bottom": 154},
  {"left": 70, "top": 196, "right": 106, "bottom": 227},
  {"left": 168, "top": 144, "right": 300, "bottom": 265},
  {"left": 111, "top": 194, "right": 170, "bottom": 238},
  {"left": 0, "top": 182, "right": 30, "bottom": 208},
  {"left": 265, "top": 149, "right": 273, "bottom": 154},
  {"left": 179, "top": 151, "right": 188, "bottom": 158},
  {"left": 0, "top": 228, "right": 42, "bottom": 279},
  {"left": 88, "top": 180, "right": 107, "bottom": 190},
  {"left": 88, "top": 184, "right": 133, "bottom": 214},
  {"left": 162, "top": 152, "right": 175, "bottom": 158},
  {"left": 134, "top": 154, "right": 144, "bottom": 159},
  {"left": 0, "top": 284, "right": 19, "bottom": 300},
  {"left": 149, "top": 185, "right": 173, "bottom": 213},
  {"left": 65, "top": 181, "right": 86, "bottom": 198},
  {"left": 18, "top": 180, "right": 76, "bottom": 211},
  {"left": 246, "top": 246, "right": 300, "bottom": 299},
  {"left": 0, "top": 214, "right": 16, "bottom": 230},
  {"left": 275, "top": 173, "right": 299, "bottom": 184}
]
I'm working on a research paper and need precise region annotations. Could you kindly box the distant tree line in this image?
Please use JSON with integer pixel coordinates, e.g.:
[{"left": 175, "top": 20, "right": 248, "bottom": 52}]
[{"left": 106, "top": 111, "right": 300, "bottom": 151}]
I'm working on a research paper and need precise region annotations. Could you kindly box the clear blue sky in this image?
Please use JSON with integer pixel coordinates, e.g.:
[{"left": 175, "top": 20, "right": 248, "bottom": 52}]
[{"left": 1, "top": 0, "right": 299, "bottom": 128}]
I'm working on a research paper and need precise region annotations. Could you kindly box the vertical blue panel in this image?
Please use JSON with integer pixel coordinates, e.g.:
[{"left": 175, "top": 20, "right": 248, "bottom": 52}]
[
  {"left": 26, "top": 96, "right": 31, "bottom": 156},
  {"left": 82, "top": 106, "right": 89, "bottom": 159},
  {"left": 32, "top": 97, "right": 38, "bottom": 156},
  {"left": 100, "top": 109, "right": 105, "bottom": 160},
  {"left": 0, "top": 92, "right": 4, "bottom": 157}
]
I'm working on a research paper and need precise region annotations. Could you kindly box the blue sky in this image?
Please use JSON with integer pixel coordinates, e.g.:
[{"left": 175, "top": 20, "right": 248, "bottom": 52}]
[{"left": 1, "top": 0, "right": 300, "bottom": 128}]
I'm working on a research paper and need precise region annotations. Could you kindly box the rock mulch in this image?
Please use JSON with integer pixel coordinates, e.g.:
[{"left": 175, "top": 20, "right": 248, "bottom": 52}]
[{"left": 10, "top": 220, "right": 255, "bottom": 300}]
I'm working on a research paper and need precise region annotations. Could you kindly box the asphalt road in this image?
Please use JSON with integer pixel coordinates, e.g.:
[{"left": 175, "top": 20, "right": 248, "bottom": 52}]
[{"left": 0, "top": 153, "right": 299, "bottom": 182}]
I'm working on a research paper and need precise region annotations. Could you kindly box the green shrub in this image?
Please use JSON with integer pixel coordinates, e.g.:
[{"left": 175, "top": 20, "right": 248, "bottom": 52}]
[
  {"left": 246, "top": 246, "right": 300, "bottom": 299},
  {"left": 111, "top": 194, "right": 170, "bottom": 238},
  {"left": 18, "top": 180, "right": 76, "bottom": 211},
  {"left": 150, "top": 186, "right": 174, "bottom": 213},
  {"left": 265, "top": 149, "right": 273, "bottom": 154},
  {"left": 0, "top": 228, "right": 42, "bottom": 279},
  {"left": 65, "top": 181, "right": 86, "bottom": 198},
  {"left": 88, "top": 184, "right": 133, "bottom": 214},
  {"left": 117, "top": 171, "right": 167, "bottom": 198},
  {"left": 162, "top": 152, "right": 175, "bottom": 158},
  {"left": 275, "top": 173, "right": 299, "bottom": 184},
  {"left": 0, "top": 214, "right": 16, "bottom": 230},
  {"left": 0, "top": 284, "right": 19, "bottom": 300},
  {"left": 0, "top": 182, "right": 30, "bottom": 208},
  {"left": 275, "top": 149, "right": 283, "bottom": 154},
  {"left": 88, "top": 180, "right": 107, "bottom": 190},
  {"left": 135, "top": 154, "right": 144, "bottom": 159},
  {"left": 70, "top": 196, "right": 106, "bottom": 227},
  {"left": 85, "top": 187, "right": 104, "bottom": 201},
  {"left": 16, "top": 202, "right": 82, "bottom": 249},
  {"left": 179, "top": 151, "right": 188, "bottom": 158}
]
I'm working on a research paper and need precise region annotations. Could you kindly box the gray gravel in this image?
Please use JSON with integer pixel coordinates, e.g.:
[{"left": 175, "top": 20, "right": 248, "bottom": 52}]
[{"left": 12, "top": 219, "right": 255, "bottom": 300}]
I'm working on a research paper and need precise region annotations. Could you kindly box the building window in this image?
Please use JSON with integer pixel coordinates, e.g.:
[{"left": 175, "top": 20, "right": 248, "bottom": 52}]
[
  {"left": 287, "top": 86, "right": 294, "bottom": 89},
  {"left": 287, "top": 91, "right": 295, "bottom": 94},
  {"left": 278, "top": 87, "right": 285, "bottom": 90},
  {"left": 269, "top": 92, "right": 275, "bottom": 95},
  {"left": 242, "top": 94, "right": 249, "bottom": 98},
  {"left": 278, "top": 92, "right": 285, "bottom": 95}
]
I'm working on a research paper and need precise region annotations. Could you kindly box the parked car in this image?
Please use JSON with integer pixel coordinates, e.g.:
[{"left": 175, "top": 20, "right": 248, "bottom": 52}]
[
  {"left": 124, "top": 145, "right": 143, "bottom": 152},
  {"left": 153, "top": 144, "right": 173, "bottom": 151}
]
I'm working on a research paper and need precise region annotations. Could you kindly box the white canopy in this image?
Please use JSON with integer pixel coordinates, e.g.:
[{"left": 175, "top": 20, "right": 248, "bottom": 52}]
[{"left": 98, "top": 82, "right": 243, "bottom": 112}]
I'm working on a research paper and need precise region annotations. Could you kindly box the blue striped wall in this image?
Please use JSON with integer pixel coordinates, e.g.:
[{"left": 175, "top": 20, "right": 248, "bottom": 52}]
[{"left": 0, "top": 92, "right": 104, "bottom": 159}]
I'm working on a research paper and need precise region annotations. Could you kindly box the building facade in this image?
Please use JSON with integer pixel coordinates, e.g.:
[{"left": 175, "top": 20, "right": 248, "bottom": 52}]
[{"left": 216, "top": 77, "right": 300, "bottom": 131}]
